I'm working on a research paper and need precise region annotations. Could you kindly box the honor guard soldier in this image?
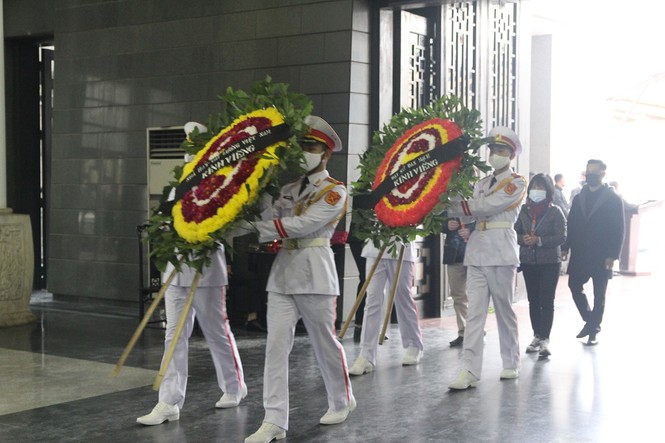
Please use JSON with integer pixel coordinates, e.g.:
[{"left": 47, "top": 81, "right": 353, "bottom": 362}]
[
  {"left": 136, "top": 247, "right": 247, "bottom": 426},
  {"left": 137, "top": 134, "right": 247, "bottom": 424},
  {"left": 244, "top": 116, "right": 355, "bottom": 443},
  {"left": 348, "top": 239, "right": 424, "bottom": 375},
  {"left": 446, "top": 126, "right": 527, "bottom": 390}
]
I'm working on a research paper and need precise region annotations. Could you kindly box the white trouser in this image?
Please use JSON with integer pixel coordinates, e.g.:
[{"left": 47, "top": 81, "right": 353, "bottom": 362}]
[
  {"left": 463, "top": 265, "right": 520, "bottom": 379},
  {"left": 447, "top": 263, "right": 469, "bottom": 336},
  {"left": 360, "top": 257, "right": 423, "bottom": 365},
  {"left": 158, "top": 285, "right": 245, "bottom": 409},
  {"left": 263, "top": 292, "right": 354, "bottom": 430}
]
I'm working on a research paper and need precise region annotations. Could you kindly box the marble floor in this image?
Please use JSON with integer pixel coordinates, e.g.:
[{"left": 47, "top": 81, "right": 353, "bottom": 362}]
[{"left": 1, "top": 272, "right": 663, "bottom": 442}]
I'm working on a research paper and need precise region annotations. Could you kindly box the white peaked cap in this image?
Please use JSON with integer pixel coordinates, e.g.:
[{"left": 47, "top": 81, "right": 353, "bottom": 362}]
[
  {"left": 303, "top": 115, "right": 343, "bottom": 152},
  {"left": 488, "top": 126, "right": 522, "bottom": 156},
  {"left": 184, "top": 121, "right": 208, "bottom": 136}
]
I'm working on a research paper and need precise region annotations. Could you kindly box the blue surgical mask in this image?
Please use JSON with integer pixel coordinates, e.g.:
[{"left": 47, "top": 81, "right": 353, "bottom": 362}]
[{"left": 529, "top": 189, "right": 546, "bottom": 203}]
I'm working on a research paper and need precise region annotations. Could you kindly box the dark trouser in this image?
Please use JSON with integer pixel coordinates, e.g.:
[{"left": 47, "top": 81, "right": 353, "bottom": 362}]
[
  {"left": 521, "top": 263, "right": 560, "bottom": 340},
  {"left": 349, "top": 241, "right": 367, "bottom": 325},
  {"left": 567, "top": 268, "right": 610, "bottom": 333}
]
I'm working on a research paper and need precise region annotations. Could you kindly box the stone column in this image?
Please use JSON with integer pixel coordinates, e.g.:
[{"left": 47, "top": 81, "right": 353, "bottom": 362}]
[
  {"left": 0, "top": 213, "right": 36, "bottom": 327},
  {"left": 0, "top": 0, "right": 36, "bottom": 327}
]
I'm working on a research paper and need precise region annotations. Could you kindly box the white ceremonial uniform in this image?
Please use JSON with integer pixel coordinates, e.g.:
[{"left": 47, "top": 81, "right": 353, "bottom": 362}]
[
  {"left": 159, "top": 246, "right": 245, "bottom": 408},
  {"left": 446, "top": 168, "right": 526, "bottom": 379},
  {"left": 253, "top": 169, "right": 353, "bottom": 430},
  {"left": 358, "top": 241, "right": 423, "bottom": 365}
]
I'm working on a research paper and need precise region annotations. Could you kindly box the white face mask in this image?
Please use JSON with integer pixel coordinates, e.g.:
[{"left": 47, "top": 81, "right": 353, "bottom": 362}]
[
  {"left": 488, "top": 154, "right": 511, "bottom": 170},
  {"left": 300, "top": 151, "right": 324, "bottom": 172},
  {"left": 529, "top": 189, "right": 546, "bottom": 203}
]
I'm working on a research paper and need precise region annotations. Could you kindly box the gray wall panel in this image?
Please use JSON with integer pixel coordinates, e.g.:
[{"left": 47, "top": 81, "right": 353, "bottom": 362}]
[{"left": 3, "top": 0, "right": 54, "bottom": 37}]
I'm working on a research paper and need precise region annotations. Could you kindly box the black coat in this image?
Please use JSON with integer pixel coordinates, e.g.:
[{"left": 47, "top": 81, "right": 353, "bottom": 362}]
[
  {"left": 562, "top": 184, "right": 624, "bottom": 275},
  {"left": 515, "top": 203, "right": 567, "bottom": 265}
]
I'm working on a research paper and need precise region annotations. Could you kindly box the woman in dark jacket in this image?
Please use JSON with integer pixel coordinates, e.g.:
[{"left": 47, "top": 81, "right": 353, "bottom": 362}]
[{"left": 515, "top": 173, "right": 567, "bottom": 358}]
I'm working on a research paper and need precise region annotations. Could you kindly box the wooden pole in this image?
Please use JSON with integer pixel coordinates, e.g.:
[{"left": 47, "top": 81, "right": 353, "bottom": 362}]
[
  {"left": 112, "top": 265, "right": 180, "bottom": 377},
  {"left": 338, "top": 244, "right": 387, "bottom": 339},
  {"left": 152, "top": 271, "right": 202, "bottom": 391},
  {"left": 379, "top": 244, "right": 405, "bottom": 345}
]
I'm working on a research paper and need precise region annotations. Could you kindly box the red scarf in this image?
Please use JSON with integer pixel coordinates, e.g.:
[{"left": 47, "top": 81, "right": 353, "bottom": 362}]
[{"left": 528, "top": 198, "right": 551, "bottom": 224}]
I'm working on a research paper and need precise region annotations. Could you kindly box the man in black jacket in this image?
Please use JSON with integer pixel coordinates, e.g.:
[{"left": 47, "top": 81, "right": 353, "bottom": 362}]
[{"left": 562, "top": 159, "right": 624, "bottom": 345}]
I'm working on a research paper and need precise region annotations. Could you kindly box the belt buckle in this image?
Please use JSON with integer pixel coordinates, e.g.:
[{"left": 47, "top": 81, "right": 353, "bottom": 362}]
[
  {"left": 478, "top": 221, "right": 487, "bottom": 231},
  {"left": 285, "top": 239, "right": 298, "bottom": 249}
]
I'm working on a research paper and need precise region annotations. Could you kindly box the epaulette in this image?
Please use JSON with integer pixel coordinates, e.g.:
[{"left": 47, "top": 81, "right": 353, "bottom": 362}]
[
  {"left": 326, "top": 177, "right": 344, "bottom": 186},
  {"left": 511, "top": 173, "right": 525, "bottom": 180}
]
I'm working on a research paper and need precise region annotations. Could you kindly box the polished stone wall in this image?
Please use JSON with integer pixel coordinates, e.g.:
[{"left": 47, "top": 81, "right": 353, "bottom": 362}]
[{"left": 35, "top": 0, "right": 370, "bottom": 301}]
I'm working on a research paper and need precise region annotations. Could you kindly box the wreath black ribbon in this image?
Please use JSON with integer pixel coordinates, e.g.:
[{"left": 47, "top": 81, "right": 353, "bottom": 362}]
[
  {"left": 159, "top": 123, "right": 290, "bottom": 214},
  {"left": 353, "top": 134, "right": 469, "bottom": 210}
]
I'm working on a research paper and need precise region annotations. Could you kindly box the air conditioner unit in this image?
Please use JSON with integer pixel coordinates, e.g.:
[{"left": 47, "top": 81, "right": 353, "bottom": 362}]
[{"left": 146, "top": 126, "right": 186, "bottom": 195}]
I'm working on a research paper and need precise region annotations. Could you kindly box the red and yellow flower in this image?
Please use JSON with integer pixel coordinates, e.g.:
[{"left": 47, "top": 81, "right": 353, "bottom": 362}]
[
  {"left": 373, "top": 118, "right": 463, "bottom": 227},
  {"left": 173, "top": 107, "right": 286, "bottom": 243}
]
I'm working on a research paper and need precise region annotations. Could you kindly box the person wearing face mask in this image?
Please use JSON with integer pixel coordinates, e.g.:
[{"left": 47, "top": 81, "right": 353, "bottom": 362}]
[
  {"left": 445, "top": 126, "right": 527, "bottom": 390},
  {"left": 515, "top": 173, "right": 567, "bottom": 358},
  {"left": 137, "top": 125, "right": 247, "bottom": 426},
  {"left": 561, "top": 159, "right": 624, "bottom": 346},
  {"left": 243, "top": 115, "right": 355, "bottom": 443}
]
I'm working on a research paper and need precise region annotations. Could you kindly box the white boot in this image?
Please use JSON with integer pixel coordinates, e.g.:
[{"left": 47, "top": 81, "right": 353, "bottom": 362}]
[
  {"left": 401, "top": 346, "right": 423, "bottom": 366},
  {"left": 244, "top": 422, "right": 286, "bottom": 443},
  {"left": 348, "top": 356, "right": 373, "bottom": 376},
  {"left": 136, "top": 402, "right": 179, "bottom": 426},
  {"left": 499, "top": 368, "right": 519, "bottom": 379},
  {"left": 448, "top": 369, "right": 478, "bottom": 390},
  {"left": 319, "top": 396, "right": 357, "bottom": 425},
  {"left": 215, "top": 384, "right": 248, "bottom": 408}
]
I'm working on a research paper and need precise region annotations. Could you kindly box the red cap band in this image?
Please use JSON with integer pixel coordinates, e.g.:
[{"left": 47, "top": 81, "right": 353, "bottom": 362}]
[{"left": 305, "top": 128, "right": 335, "bottom": 150}]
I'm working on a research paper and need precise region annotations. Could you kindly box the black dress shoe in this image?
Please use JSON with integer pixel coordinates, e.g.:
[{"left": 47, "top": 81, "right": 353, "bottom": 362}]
[
  {"left": 246, "top": 319, "right": 267, "bottom": 333},
  {"left": 576, "top": 324, "right": 592, "bottom": 338},
  {"left": 586, "top": 334, "right": 598, "bottom": 346},
  {"left": 449, "top": 336, "right": 464, "bottom": 347}
]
